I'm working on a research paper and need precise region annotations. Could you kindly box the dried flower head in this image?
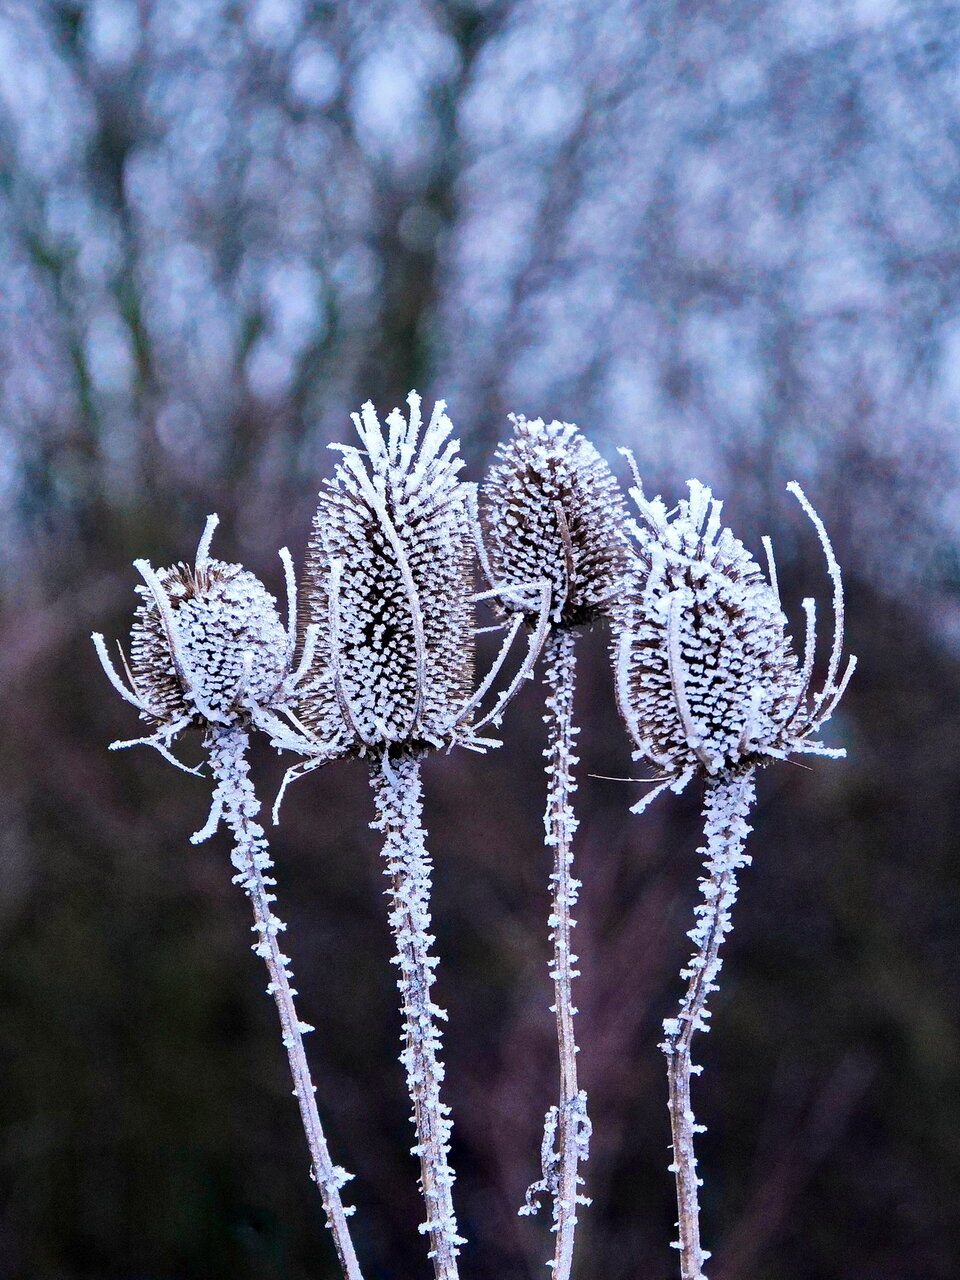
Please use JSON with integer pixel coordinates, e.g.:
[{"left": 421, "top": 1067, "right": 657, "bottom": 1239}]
[
  {"left": 612, "top": 466, "right": 856, "bottom": 812},
  {"left": 290, "top": 393, "right": 474, "bottom": 756},
  {"left": 480, "top": 416, "right": 629, "bottom": 628},
  {"left": 92, "top": 515, "right": 303, "bottom": 767},
  {"left": 279, "top": 393, "right": 547, "bottom": 774}
]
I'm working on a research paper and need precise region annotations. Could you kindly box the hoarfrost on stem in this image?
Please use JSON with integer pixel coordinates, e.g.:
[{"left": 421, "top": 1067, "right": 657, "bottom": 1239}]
[
  {"left": 201, "top": 726, "right": 364, "bottom": 1280},
  {"left": 661, "top": 771, "right": 755, "bottom": 1280},
  {"left": 370, "top": 754, "right": 465, "bottom": 1280}
]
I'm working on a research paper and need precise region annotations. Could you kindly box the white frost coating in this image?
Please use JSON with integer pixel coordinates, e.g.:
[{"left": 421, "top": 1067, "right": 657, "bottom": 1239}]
[
  {"left": 294, "top": 392, "right": 474, "bottom": 754},
  {"left": 369, "top": 753, "right": 465, "bottom": 1280},
  {"left": 200, "top": 726, "right": 364, "bottom": 1280},
  {"left": 611, "top": 477, "right": 856, "bottom": 810}
]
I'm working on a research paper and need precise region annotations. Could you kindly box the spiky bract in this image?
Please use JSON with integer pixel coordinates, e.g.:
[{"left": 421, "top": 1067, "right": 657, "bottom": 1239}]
[
  {"left": 297, "top": 393, "right": 475, "bottom": 755},
  {"left": 613, "top": 478, "right": 854, "bottom": 810},
  {"left": 482, "top": 416, "right": 629, "bottom": 629}
]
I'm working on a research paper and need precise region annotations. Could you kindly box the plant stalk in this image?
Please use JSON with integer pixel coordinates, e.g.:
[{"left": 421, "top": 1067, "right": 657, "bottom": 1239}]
[
  {"left": 661, "top": 769, "right": 755, "bottom": 1280},
  {"left": 369, "top": 752, "right": 462, "bottom": 1280},
  {"left": 205, "top": 725, "right": 364, "bottom": 1280},
  {"left": 537, "top": 629, "right": 590, "bottom": 1278}
]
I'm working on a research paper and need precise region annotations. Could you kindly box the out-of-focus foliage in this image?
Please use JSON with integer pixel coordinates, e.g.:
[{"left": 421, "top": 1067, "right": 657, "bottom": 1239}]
[{"left": 1, "top": 1, "right": 958, "bottom": 1277}]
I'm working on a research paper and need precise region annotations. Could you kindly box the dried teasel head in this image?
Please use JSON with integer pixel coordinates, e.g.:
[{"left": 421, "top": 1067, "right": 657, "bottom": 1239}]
[
  {"left": 92, "top": 515, "right": 302, "bottom": 768},
  {"left": 270, "top": 393, "right": 550, "bottom": 806},
  {"left": 612, "top": 464, "right": 857, "bottom": 813},
  {"left": 480, "top": 415, "right": 630, "bottom": 628}
]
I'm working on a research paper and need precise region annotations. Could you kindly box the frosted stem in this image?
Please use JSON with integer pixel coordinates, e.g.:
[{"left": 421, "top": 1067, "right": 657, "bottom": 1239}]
[
  {"left": 369, "top": 754, "right": 463, "bottom": 1280},
  {"left": 661, "top": 770, "right": 756, "bottom": 1280},
  {"left": 537, "top": 630, "right": 590, "bottom": 1278},
  {"left": 205, "top": 725, "right": 364, "bottom": 1280}
]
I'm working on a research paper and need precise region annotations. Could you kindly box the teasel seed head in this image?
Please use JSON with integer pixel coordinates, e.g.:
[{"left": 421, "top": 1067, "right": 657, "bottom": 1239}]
[
  {"left": 480, "top": 415, "right": 630, "bottom": 628},
  {"left": 294, "top": 392, "right": 478, "bottom": 757},
  {"left": 612, "top": 466, "right": 857, "bottom": 812},
  {"left": 93, "top": 515, "right": 302, "bottom": 768}
]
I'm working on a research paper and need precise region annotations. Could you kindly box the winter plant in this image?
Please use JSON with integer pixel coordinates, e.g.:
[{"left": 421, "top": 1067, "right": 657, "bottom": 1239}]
[
  {"left": 90, "top": 517, "right": 364, "bottom": 1280},
  {"left": 268, "top": 393, "right": 549, "bottom": 1280},
  {"left": 92, "top": 391, "right": 852, "bottom": 1280},
  {"left": 480, "top": 415, "right": 629, "bottom": 1278},
  {"left": 611, "top": 464, "right": 856, "bottom": 1280}
]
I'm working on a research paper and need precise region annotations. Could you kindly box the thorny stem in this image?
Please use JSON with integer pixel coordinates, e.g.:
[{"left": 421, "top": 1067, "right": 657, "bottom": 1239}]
[
  {"left": 661, "top": 770, "right": 756, "bottom": 1280},
  {"left": 525, "top": 631, "right": 590, "bottom": 1278},
  {"left": 369, "top": 753, "right": 463, "bottom": 1280},
  {"left": 205, "top": 726, "right": 364, "bottom": 1280}
]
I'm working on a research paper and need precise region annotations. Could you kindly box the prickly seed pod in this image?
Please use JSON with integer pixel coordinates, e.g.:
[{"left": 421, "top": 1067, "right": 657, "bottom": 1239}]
[
  {"left": 295, "top": 392, "right": 479, "bottom": 756},
  {"left": 612, "top": 467, "right": 856, "bottom": 812},
  {"left": 481, "top": 416, "right": 630, "bottom": 628},
  {"left": 92, "top": 516, "right": 302, "bottom": 765}
]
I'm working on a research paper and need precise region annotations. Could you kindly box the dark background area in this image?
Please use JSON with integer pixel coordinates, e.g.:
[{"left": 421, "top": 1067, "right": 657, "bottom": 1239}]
[{"left": 1, "top": 2, "right": 959, "bottom": 1277}]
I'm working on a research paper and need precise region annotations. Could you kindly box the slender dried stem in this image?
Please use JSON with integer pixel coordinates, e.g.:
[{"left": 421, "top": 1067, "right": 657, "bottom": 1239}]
[
  {"left": 661, "top": 770, "right": 756, "bottom": 1280},
  {"left": 524, "top": 630, "right": 590, "bottom": 1277},
  {"left": 369, "top": 753, "right": 463, "bottom": 1280},
  {"left": 204, "top": 725, "right": 364, "bottom": 1280}
]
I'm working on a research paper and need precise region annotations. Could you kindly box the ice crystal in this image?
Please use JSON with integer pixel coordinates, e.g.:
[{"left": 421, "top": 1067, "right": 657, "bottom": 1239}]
[
  {"left": 612, "top": 469, "right": 856, "bottom": 813},
  {"left": 480, "top": 416, "right": 629, "bottom": 628},
  {"left": 92, "top": 515, "right": 305, "bottom": 768}
]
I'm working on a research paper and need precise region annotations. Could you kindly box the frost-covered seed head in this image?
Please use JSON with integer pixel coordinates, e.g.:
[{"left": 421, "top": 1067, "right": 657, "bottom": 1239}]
[
  {"left": 613, "top": 475, "right": 855, "bottom": 809},
  {"left": 296, "top": 392, "right": 475, "bottom": 755},
  {"left": 92, "top": 516, "right": 298, "bottom": 770},
  {"left": 481, "top": 416, "right": 629, "bottom": 628},
  {"left": 130, "top": 558, "right": 290, "bottom": 727}
]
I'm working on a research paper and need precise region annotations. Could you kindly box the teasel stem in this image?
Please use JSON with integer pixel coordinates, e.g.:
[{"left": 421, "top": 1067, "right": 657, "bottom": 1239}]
[
  {"left": 539, "top": 630, "right": 590, "bottom": 1277},
  {"left": 203, "top": 725, "right": 364, "bottom": 1280},
  {"left": 369, "top": 752, "right": 463, "bottom": 1280},
  {"left": 661, "top": 769, "right": 756, "bottom": 1280}
]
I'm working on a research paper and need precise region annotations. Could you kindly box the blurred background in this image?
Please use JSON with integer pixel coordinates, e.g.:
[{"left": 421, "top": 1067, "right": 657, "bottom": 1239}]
[{"left": 1, "top": 1, "right": 958, "bottom": 1277}]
